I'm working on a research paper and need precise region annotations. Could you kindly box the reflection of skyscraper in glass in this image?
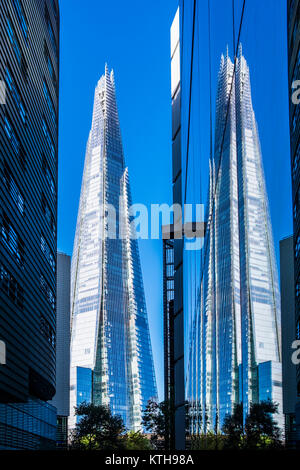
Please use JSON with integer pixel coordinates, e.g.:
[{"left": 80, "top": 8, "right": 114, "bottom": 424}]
[
  {"left": 188, "top": 48, "right": 283, "bottom": 431},
  {"left": 69, "top": 66, "right": 157, "bottom": 431}
]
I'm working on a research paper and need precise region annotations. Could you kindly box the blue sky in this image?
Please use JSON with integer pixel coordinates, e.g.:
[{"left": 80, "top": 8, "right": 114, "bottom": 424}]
[{"left": 58, "top": 0, "right": 292, "bottom": 401}]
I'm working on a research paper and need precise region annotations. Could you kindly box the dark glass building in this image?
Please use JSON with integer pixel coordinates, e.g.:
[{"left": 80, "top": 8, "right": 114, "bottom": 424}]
[
  {"left": 288, "top": 0, "right": 300, "bottom": 444},
  {"left": 0, "top": 0, "right": 59, "bottom": 449},
  {"left": 170, "top": 0, "right": 288, "bottom": 449},
  {"left": 163, "top": 235, "right": 175, "bottom": 449},
  {"left": 280, "top": 236, "right": 297, "bottom": 447}
]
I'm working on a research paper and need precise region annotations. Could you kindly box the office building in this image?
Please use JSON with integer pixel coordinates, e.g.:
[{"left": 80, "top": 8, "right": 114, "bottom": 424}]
[
  {"left": 170, "top": 7, "right": 186, "bottom": 449},
  {"left": 69, "top": 66, "right": 157, "bottom": 431},
  {"left": 50, "top": 252, "right": 70, "bottom": 448},
  {"left": 0, "top": 0, "right": 59, "bottom": 449},
  {"left": 280, "top": 236, "right": 297, "bottom": 446},
  {"left": 163, "top": 236, "right": 175, "bottom": 449},
  {"left": 288, "top": 0, "right": 300, "bottom": 444},
  {"left": 187, "top": 47, "right": 283, "bottom": 430}
]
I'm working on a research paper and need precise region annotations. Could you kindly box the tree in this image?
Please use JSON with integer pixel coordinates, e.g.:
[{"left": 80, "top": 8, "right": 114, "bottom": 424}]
[
  {"left": 222, "top": 400, "right": 283, "bottom": 450},
  {"left": 124, "top": 431, "right": 153, "bottom": 450},
  {"left": 222, "top": 403, "right": 244, "bottom": 449},
  {"left": 142, "top": 399, "right": 191, "bottom": 450},
  {"left": 70, "top": 402, "right": 125, "bottom": 450},
  {"left": 244, "top": 400, "right": 282, "bottom": 449},
  {"left": 142, "top": 399, "right": 168, "bottom": 449},
  {"left": 191, "top": 431, "right": 225, "bottom": 450}
]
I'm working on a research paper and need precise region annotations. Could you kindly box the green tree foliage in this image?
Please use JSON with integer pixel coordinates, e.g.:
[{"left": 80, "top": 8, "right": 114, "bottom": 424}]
[
  {"left": 70, "top": 402, "right": 125, "bottom": 450},
  {"left": 124, "top": 431, "right": 153, "bottom": 450},
  {"left": 142, "top": 399, "right": 168, "bottom": 449},
  {"left": 244, "top": 400, "right": 282, "bottom": 449},
  {"left": 191, "top": 432, "right": 225, "bottom": 450},
  {"left": 142, "top": 399, "right": 191, "bottom": 450},
  {"left": 222, "top": 403, "right": 244, "bottom": 449},
  {"left": 222, "top": 400, "right": 283, "bottom": 449}
]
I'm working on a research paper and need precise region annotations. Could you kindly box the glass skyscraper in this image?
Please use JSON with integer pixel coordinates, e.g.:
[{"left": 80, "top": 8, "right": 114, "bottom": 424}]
[
  {"left": 187, "top": 48, "right": 283, "bottom": 431},
  {"left": 70, "top": 66, "right": 157, "bottom": 431},
  {"left": 0, "top": 0, "right": 59, "bottom": 449},
  {"left": 287, "top": 0, "right": 300, "bottom": 445}
]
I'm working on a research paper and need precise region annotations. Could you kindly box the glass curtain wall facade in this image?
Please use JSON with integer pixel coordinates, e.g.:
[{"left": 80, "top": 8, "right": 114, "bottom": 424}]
[
  {"left": 187, "top": 49, "right": 283, "bottom": 430},
  {"left": 287, "top": 0, "right": 300, "bottom": 444},
  {"left": 172, "top": 1, "right": 289, "bottom": 445},
  {"left": 70, "top": 66, "right": 157, "bottom": 431},
  {"left": 0, "top": 0, "right": 59, "bottom": 449}
]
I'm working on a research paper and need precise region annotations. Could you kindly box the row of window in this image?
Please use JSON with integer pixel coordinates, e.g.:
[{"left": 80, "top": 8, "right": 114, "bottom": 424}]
[
  {"left": 291, "top": 2, "right": 300, "bottom": 53},
  {"left": 296, "top": 235, "right": 300, "bottom": 260},
  {"left": 42, "top": 155, "right": 56, "bottom": 200},
  {"left": 40, "top": 274, "right": 55, "bottom": 310},
  {"left": 44, "top": 41, "right": 57, "bottom": 92},
  {"left": 1, "top": 197, "right": 55, "bottom": 277},
  {"left": 4, "top": 116, "right": 21, "bottom": 157},
  {"left": 42, "top": 193, "right": 55, "bottom": 236},
  {"left": 293, "top": 139, "right": 300, "bottom": 184},
  {"left": 0, "top": 212, "right": 24, "bottom": 266},
  {"left": 4, "top": 115, "right": 56, "bottom": 251},
  {"left": 2, "top": 161, "right": 25, "bottom": 215},
  {"left": 13, "top": 0, "right": 28, "bottom": 42},
  {"left": 42, "top": 118, "right": 55, "bottom": 159},
  {"left": 40, "top": 314, "right": 55, "bottom": 348},
  {"left": 11, "top": 0, "right": 57, "bottom": 57},
  {"left": 45, "top": 6, "right": 57, "bottom": 62},
  {"left": 0, "top": 263, "right": 24, "bottom": 309},
  {"left": 6, "top": 67, "right": 26, "bottom": 124},
  {"left": 40, "top": 234, "right": 55, "bottom": 272},
  {"left": 7, "top": 15, "right": 27, "bottom": 81},
  {"left": 4, "top": 115, "right": 56, "bottom": 196},
  {"left": 43, "top": 79, "right": 56, "bottom": 124}
]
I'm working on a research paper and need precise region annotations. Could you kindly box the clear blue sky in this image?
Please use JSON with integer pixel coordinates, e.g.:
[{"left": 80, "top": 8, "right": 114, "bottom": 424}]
[{"left": 58, "top": 0, "right": 292, "bottom": 402}]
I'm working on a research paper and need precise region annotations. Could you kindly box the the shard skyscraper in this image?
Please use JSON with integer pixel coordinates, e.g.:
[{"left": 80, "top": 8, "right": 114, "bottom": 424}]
[
  {"left": 69, "top": 66, "right": 157, "bottom": 431},
  {"left": 187, "top": 48, "right": 283, "bottom": 431}
]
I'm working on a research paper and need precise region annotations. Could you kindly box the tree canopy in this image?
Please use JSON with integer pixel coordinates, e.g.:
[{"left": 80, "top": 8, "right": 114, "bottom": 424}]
[{"left": 70, "top": 402, "right": 125, "bottom": 450}]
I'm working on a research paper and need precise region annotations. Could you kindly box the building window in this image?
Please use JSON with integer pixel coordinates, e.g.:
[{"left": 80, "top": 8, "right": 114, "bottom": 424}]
[
  {"left": 4, "top": 116, "right": 20, "bottom": 155},
  {"left": 40, "top": 314, "right": 55, "bottom": 348},
  {"left": 296, "top": 235, "right": 300, "bottom": 259},
  {"left": 40, "top": 274, "right": 55, "bottom": 310},
  {"left": 40, "top": 234, "right": 55, "bottom": 272},
  {"left": 42, "top": 118, "right": 55, "bottom": 159},
  {"left": 3, "top": 162, "right": 24, "bottom": 215},
  {"left": 7, "top": 16, "right": 21, "bottom": 64},
  {"left": 6, "top": 16, "right": 28, "bottom": 81},
  {"left": 6, "top": 67, "right": 26, "bottom": 124},
  {"left": 293, "top": 141, "right": 300, "bottom": 182},
  {"left": 41, "top": 193, "right": 55, "bottom": 236},
  {"left": 51, "top": 0, "right": 58, "bottom": 20},
  {"left": 13, "top": 0, "right": 28, "bottom": 41},
  {"left": 0, "top": 263, "right": 24, "bottom": 308},
  {"left": 44, "top": 41, "right": 57, "bottom": 91},
  {"left": 42, "top": 155, "right": 56, "bottom": 200},
  {"left": 296, "top": 276, "right": 300, "bottom": 304},
  {"left": 0, "top": 212, "right": 24, "bottom": 266},
  {"left": 45, "top": 7, "right": 57, "bottom": 60},
  {"left": 43, "top": 79, "right": 56, "bottom": 125},
  {"left": 292, "top": 46, "right": 300, "bottom": 85}
]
